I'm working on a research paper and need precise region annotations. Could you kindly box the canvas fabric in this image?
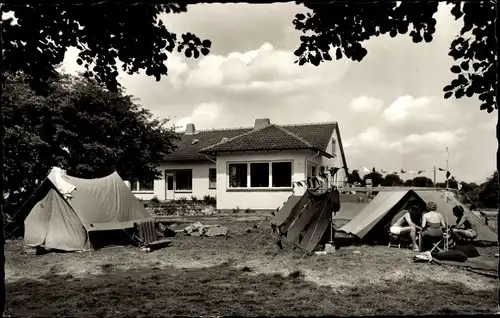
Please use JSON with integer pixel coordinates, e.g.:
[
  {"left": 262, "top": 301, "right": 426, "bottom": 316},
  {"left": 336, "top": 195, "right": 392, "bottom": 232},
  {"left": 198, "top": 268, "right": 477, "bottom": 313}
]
[{"left": 23, "top": 168, "right": 153, "bottom": 251}]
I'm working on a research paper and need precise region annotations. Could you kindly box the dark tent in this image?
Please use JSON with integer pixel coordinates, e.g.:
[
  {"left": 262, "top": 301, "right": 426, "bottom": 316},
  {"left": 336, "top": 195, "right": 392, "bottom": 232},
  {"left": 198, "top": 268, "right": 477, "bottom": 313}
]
[{"left": 271, "top": 188, "right": 339, "bottom": 253}]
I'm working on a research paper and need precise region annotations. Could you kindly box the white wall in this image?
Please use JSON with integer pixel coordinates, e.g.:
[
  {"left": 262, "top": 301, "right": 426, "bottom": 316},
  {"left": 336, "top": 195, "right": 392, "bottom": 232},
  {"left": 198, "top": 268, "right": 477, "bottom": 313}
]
[
  {"left": 321, "top": 127, "right": 347, "bottom": 187},
  {"left": 216, "top": 151, "right": 307, "bottom": 210},
  {"left": 127, "top": 161, "right": 216, "bottom": 201}
]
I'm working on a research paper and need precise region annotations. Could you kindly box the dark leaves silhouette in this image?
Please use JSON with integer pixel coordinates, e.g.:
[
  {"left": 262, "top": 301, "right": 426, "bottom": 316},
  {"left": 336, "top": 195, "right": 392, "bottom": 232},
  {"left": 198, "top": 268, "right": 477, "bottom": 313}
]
[
  {"left": 293, "top": 1, "right": 496, "bottom": 113},
  {"left": 0, "top": 4, "right": 211, "bottom": 92}
]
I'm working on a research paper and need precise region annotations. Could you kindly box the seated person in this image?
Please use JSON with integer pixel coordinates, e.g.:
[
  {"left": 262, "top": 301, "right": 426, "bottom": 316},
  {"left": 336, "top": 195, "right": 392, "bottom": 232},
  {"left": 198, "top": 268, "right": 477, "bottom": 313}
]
[
  {"left": 450, "top": 205, "right": 478, "bottom": 243},
  {"left": 420, "top": 202, "right": 447, "bottom": 251},
  {"left": 389, "top": 206, "right": 422, "bottom": 252}
]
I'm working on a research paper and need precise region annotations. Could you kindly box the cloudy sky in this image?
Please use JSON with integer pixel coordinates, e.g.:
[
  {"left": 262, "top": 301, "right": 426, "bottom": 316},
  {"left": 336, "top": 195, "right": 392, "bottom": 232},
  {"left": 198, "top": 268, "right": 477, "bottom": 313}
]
[{"left": 60, "top": 3, "right": 497, "bottom": 184}]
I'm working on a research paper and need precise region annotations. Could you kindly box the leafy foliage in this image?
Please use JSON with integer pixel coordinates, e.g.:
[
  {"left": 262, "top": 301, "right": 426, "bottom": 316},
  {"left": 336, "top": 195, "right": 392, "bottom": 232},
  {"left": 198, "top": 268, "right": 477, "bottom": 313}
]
[
  {"left": 348, "top": 169, "right": 363, "bottom": 185},
  {"left": 410, "top": 176, "right": 434, "bottom": 187},
  {"left": 461, "top": 171, "right": 499, "bottom": 209},
  {"left": 382, "top": 173, "right": 403, "bottom": 186},
  {"left": 363, "top": 171, "right": 384, "bottom": 187},
  {"left": 2, "top": 72, "right": 179, "bottom": 206},
  {"left": 0, "top": 4, "right": 211, "bottom": 92},
  {"left": 293, "top": 1, "right": 497, "bottom": 112}
]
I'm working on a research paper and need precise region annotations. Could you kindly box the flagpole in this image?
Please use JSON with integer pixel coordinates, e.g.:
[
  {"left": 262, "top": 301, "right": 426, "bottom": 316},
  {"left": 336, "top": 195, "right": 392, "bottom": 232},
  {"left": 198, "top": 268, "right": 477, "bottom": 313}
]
[
  {"left": 433, "top": 166, "right": 436, "bottom": 187},
  {"left": 445, "top": 147, "right": 449, "bottom": 189}
]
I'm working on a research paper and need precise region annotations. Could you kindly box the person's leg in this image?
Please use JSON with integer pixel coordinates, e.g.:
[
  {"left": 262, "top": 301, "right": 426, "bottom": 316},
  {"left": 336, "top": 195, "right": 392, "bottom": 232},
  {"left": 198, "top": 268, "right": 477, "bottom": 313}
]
[{"left": 399, "top": 226, "right": 418, "bottom": 250}]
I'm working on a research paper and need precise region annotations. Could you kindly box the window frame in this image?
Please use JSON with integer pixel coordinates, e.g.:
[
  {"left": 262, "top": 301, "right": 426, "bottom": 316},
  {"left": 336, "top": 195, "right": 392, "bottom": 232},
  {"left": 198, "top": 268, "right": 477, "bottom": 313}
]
[
  {"left": 130, "top": 179, "right": 154, "bottom": 192},
  {"left": 227, "top": 160, "right": 293, "bottom": 190},
  {"left": 331, "top": 137, "right": 337, "bottom": 153},
  {"left": 228, "top": 162, "right": 249, "bottom": 188},
  {"left": 208, "top": 168, "right": 217, "bottom": 189},
  {"left": 173, "top": 169, "right": 193, "bottom": 193}
]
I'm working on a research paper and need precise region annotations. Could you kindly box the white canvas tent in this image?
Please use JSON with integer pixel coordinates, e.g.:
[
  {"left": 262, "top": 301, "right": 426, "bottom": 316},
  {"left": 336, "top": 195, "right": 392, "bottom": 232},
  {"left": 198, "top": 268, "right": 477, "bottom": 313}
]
[{"left": 21, "top": 167, "right": 154, "bottom": 251}]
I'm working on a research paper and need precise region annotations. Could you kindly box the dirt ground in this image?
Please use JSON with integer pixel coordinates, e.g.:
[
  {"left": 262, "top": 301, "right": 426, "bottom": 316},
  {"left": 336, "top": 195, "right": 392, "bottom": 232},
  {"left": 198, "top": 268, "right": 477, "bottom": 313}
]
[{"left": 4, "top": 219, "right": 499, "bottom": 316}]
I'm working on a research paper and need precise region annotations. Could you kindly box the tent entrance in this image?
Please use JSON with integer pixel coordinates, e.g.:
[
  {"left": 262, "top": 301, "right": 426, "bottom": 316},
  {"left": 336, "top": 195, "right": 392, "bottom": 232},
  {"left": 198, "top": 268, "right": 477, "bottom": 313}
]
[{"left": 88, "top": 229, "right": 139, "bottom": 250}]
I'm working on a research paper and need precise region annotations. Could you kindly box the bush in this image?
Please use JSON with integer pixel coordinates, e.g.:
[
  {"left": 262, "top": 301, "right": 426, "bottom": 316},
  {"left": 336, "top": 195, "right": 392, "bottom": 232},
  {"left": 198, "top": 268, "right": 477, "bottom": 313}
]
[
  {"left": 203, "top": 195, "right": 216, "bottom": 206},
  {"left": 151, "top": 196, "right": 160, "bottom": 204},
  {"left": 191, "top": 195, "right": 198, "bottom": 203},
  {"left": 179, "top": 197, "right": 188, "bottom": 204}
]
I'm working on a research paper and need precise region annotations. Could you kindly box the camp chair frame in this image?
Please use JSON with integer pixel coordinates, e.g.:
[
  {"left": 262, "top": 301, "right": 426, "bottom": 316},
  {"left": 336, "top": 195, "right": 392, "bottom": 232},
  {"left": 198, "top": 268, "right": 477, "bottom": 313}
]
[{"left": 420, "top": 229, "right": 449, "bottom": 254}]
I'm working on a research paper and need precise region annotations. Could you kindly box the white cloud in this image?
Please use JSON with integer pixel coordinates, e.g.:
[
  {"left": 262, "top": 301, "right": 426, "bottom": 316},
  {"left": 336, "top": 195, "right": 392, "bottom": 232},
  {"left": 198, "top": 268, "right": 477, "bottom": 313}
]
[
  {"left": 403, "top": 129, "right": 466, "bottom": 149},
  {"left": 349, "top": 96, "right": 384, "bottom": 113},
  {"left": 175, "top": 102, "right": 224, "bottom": 131},
  {"left": 383, "top": 96, "right": 436, "bottom": 122},
  {"left": 185, "top": 42, "right": 351, "bottom": 94}
]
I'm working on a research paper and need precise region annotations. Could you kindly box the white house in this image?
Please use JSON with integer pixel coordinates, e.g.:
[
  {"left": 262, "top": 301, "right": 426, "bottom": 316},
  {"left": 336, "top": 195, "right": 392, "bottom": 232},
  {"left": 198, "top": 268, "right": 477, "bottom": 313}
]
[{"left": 129, "top": 118, "right": 349, "bottom": 211}]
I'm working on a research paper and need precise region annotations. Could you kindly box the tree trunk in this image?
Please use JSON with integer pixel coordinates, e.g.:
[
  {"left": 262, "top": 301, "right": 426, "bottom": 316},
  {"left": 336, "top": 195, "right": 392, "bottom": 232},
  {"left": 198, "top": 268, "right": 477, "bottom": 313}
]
[
  {"left": 497, "top": 107, "right": 500, "bottom": 307},
  {"left": 0, "top": 7, "right": 5, "bottom": 313}
]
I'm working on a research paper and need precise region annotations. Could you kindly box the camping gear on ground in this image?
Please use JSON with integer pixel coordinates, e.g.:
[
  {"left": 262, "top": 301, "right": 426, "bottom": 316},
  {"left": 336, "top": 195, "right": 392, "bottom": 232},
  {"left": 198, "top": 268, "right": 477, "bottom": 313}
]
[
  {"left": 432, "top": 255, "right": 498, "bottom": 278},
  {"left": 271, "top": 187, "right": 338, "bottom": 254},
  {"left": 19, "top": 167, "right": 154, "bottom": 252},
  {"left": 455, "top": 244, "right": 481, "bottom": 258},
  {"left": 133, "top": 219, "right": 171, "bottom": 251},
  {"left": 413, "top": 251, "right": 433, "bottom": 263},
  {"left": 325, "top": 242, "right": 336, "bottom": 254},
  {"left": 432, "top": 250, "right": 468, "bottom": 262},
  {"left": 178, "top": 221, "right": 229, "bottom": 237}
]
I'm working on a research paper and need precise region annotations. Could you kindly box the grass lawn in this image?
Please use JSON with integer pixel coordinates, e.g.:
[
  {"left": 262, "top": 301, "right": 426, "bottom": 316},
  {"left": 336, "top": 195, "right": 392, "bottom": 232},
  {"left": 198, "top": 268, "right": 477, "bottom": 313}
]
[{"left": 4, "top": 219, "right": 499, "bottom": 316}]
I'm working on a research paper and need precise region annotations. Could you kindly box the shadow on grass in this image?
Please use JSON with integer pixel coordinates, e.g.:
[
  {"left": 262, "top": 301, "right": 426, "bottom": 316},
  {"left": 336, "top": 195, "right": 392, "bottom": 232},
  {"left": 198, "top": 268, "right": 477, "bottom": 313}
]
[{"left": 5, "top": 262, "right": 497, "bottom": 317}]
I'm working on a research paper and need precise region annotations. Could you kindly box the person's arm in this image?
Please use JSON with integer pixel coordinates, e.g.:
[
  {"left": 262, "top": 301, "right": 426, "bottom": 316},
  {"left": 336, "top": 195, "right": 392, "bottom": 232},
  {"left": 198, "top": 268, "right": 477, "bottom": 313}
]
[
  {"left": 456, "top": 215, "right": 466, "bottom": 228},
  {"left": 404, "top": 213, "right": 421, "bottom": 230},
  {"left": 421, "top": 214, "right": 427, "bottom": 229},
  {"left": 440, "top": 215, "right": 447, "bottom": 229}
]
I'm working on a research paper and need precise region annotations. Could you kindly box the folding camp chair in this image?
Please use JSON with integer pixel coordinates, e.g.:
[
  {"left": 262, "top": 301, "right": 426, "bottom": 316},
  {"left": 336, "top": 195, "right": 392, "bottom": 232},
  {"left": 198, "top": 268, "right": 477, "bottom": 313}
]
[
  {"left": 426, "top": 230, "right": 449, "bottom": 254},
  {"left": 387, "top": 227, "right": 416, "bottom": 249}
]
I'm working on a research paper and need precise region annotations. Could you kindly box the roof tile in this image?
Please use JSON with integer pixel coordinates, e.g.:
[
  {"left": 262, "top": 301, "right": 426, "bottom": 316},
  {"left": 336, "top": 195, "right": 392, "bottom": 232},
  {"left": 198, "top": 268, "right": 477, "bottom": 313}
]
[{"left": 164, "top": 122, "right": 337, "bottom": 161}]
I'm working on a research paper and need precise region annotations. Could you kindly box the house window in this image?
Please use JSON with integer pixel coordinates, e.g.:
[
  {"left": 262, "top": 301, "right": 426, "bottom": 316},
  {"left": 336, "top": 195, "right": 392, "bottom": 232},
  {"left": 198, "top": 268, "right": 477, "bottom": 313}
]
[
  {"left": 229, "top": 163, "right": 248, "bottom": 188},
  {"left": 250, "top": 163, "right": 269, "bottom": 187},
  {"left": 209, "top": 168, "right": 216, "bottom": 189},
  {"left": 311, "top": 165, "right": 317, "bottom": 177},
  {"left": 332, "top": 138, "right": 337, "bottom": 153},
  {"left": 228, "top": 161, "right": 293, "bottom": 189},
  {"left": 131, "top": 179, "right": 154, "bottom": 192},
  {"left": 174, "top": 170, "right": 192, "bottom": 191},
  {"left": 272, "top": 162, "right": 292, "bottom": 187}
]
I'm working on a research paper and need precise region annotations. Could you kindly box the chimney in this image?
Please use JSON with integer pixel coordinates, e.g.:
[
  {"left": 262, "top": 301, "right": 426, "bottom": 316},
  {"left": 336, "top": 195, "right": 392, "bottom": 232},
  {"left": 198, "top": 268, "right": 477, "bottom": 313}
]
[
  {"left": 185, "top": 123, "right": 196, "bottom": 135},
  {"left": 254, "top": 118, "right": 271, "bottom": 130}
]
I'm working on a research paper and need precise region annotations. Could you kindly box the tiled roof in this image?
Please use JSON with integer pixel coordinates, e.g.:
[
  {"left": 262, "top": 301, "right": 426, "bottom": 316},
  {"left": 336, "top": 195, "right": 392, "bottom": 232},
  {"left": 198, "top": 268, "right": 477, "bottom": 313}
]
[
  {"left": 165, "top": 122, "right": 337, "bottom": 162},
  {"left": 200, "top": 122, "right": 337, "bottom": 158},
  {"left": 284, "top": 122, "right": 337, "bottom": 151},
  {"left": 163, "top": 128, "right": 252, "bottom": 161}
]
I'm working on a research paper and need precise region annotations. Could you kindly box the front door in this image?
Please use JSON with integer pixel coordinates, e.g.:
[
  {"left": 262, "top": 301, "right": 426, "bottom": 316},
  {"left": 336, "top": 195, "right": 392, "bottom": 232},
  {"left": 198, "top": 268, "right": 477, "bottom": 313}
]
[{"left": 165, "top": 171, "right": 174, "bottom": 200}]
